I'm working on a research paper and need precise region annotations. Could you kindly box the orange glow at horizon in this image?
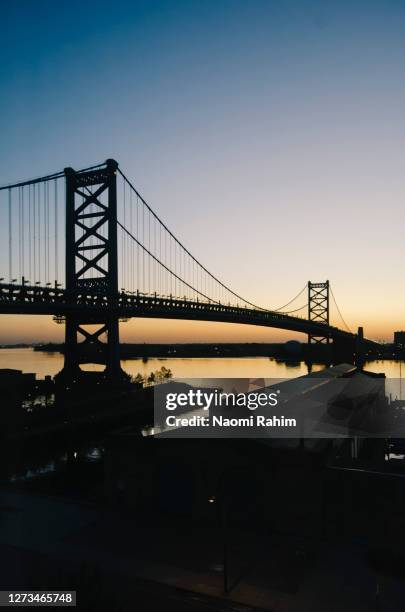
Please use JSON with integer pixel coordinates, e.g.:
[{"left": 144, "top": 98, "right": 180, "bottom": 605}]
[{"left": 0, "top": 314, "right": 398, "bottom": 345}]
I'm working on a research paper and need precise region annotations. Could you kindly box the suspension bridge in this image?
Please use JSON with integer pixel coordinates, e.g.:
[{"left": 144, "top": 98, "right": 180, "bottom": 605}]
[{"left": 0, "top": 159, "right": 379, "bottom": 381}]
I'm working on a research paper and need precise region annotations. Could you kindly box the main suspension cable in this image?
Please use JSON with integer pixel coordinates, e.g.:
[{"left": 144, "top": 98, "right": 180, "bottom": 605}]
[
  {"left": 117, "top": 220, "right": 217, "bottom": 304},
  {"left": 330, "top": 285, "right": 352, "bottom": 333},
  {"left": 118, "top": 169, "right": 268, "bottom": 311},
  {"left": 0, "top": 161, "right": 105, "bottom": 192},
  {"left": 272, "top": 284, "right": 307, "bottom": 312}
]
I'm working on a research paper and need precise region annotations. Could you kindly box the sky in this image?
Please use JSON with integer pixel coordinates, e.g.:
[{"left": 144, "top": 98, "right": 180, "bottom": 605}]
[{"left": 1, "top": 0, "right": 405, "bottom": 343}]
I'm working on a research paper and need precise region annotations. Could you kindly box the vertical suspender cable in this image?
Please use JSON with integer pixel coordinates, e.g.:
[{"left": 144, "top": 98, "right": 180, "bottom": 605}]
[
  {"left": 45, "top": 182, "right": 48, "bottom": 283},
  {"left": 21, "top": 187, "right": 25, "bottom": 281},
  {"left": 44, "top": 184, "right": 46, "bottom": 283},
  {"left": 136, "top": 194, "right": 139, "bottom": 294},
  {"left": 54, "top": 179, "right": 58, "bottom": 284},
  {"left": 148, "top": 209, "right": 151, "bottom": 294},
  {"left": 123, "top": 178, "right": 126, "bottom": 290},
  {"left": 47, "top": 181, "right": 50, "bottom": 284},
  {"left": 33, "top": 184, "right": 36, "bottom": 283},
  {"left": 38, "top": 182, "right": 41, "bottom": 283},
  {"left": 18, "top": 187, "right": 21, "bottom": 281},
  {"left": 8, "top": 189, "right": 12, "bottom": 282},
  {"left": 142, "top": 199, "right": 145, "bottom": 292},
  {"left": 130, "top": 187, "right": 133, "bottom": 292},
  {"left": 28, "top": 185, "right": 32, "bottom": 283}
]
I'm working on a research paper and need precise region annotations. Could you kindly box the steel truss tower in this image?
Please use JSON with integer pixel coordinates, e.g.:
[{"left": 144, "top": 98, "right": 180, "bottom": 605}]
[
  {"left": 62, "top": 159, "right": 123, "bottom": 379},
  {"left": 308, "top": 280, "right": 330, "bottom": 345}
]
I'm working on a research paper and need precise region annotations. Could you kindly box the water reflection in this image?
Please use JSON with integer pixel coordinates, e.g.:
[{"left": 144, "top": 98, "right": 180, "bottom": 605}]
[
  {"left": 7, "top": 446, "right": 105, "bottom": 483},
  {"left": 22, "top": 394, "right": 55, "bottom": 410},
  {"left": 10, "top": 461, "right": 58, "bottom": 482},
  {"left": 0, "top": 348, "right": 325, "bottom": 379},
  {"left": 2, "top": 348, "right": 405, "bottom": 381}
]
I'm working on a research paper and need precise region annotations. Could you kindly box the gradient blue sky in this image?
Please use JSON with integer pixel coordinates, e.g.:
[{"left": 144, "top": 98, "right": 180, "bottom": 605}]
[{"left": 1, "top": 0, "right": 405, "bottom": 343}]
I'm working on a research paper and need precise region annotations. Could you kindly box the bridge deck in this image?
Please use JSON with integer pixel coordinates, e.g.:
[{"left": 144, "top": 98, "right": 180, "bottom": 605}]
[{"left": 0, "top": 283, "right": 370, "bottom": 345}]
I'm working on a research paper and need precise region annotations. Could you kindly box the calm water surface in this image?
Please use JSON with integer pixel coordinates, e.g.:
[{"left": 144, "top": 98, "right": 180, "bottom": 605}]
[
  {"left": 0, "top": 348, "right": 321, "bottom": 378},
  {"left": 0, "top": 348, "right": 403, "bottom": 380}
]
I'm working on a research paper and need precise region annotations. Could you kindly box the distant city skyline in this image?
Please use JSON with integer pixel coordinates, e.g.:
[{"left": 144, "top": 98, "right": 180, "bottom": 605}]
[{"left": 1, "top": 0, "right": 405, "bottom": 343}]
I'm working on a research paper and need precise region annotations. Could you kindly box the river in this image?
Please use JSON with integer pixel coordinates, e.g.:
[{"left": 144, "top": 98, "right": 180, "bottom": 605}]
[{"left": 0, "top": 347, "right": 404, "bottom": 381}]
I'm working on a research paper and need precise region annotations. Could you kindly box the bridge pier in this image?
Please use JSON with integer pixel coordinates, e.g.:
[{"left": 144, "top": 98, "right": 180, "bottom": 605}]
[
  {"left": 355, "top": 326, "right": 366, "bottom": 370},
  {"left": 331, "top": 326, "right": 368, "bottom": 367},
  {"left": 332, "top": 335, "right": 356, "bottom": 365}
]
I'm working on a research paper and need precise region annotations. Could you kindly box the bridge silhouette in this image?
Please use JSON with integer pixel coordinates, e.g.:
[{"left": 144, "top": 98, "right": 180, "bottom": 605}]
[{"left": 0, "top": 159, "right": 378, "bottom": 380}]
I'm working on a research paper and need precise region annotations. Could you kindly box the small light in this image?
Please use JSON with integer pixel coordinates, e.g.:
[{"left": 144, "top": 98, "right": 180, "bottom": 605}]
[{"left": 208, "top": 496, "right": 216, "bottom": 504}]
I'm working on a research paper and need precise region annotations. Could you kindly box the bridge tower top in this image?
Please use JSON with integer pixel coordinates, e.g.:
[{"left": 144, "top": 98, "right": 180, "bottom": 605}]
[{"left": 307, "top": 280, "right": 330, "bottom": 344}]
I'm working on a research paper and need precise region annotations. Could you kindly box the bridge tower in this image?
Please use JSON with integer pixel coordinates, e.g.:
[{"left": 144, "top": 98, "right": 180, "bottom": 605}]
[
  {"left": 307, "top": 281, "right": 330, "bottom": 345},
  {"left": 60, "top": 159, "right": 124, "bottom": 381}
]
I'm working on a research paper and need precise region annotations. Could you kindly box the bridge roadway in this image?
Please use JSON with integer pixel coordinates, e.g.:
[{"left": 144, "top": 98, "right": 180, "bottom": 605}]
[{"left": 0, "top": 282, "right": 378, "bottom": 350}]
